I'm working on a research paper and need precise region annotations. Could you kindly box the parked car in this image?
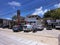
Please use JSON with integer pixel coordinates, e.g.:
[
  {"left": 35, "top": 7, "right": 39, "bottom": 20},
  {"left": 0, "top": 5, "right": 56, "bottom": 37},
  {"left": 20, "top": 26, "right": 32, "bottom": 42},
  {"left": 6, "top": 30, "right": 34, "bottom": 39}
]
[
  {"left": 23, "top": 24, "right": 33, "bottom": 32},
  {"left": 2, "top": 25, "right": 9, "bottom": 28},
  {"left": 23, "top": 24, "right": 44, "bottom": 32},
  {"left": 0, "top": 24, "right": 3, "bottom": 28},
  {"left": 36, "top": 24, "right": 44, "bottom": 31},
  {"left": 55, "top": 20, "right": 60, "bottom": 29},
  {"left": 32, "top": 25, "right": 44, "bottom": 33},
  {"left": 55, "top": 24, "right": 60, "bottom": 29},
  {"left": 8, "top": 25, "right": 13, "bottom": 29},
  {"left": 46, "top": 25, "right": 52, "bottom": 30},
  {"left": 12, "top": 24, "right": 23, "bottom": 32}
]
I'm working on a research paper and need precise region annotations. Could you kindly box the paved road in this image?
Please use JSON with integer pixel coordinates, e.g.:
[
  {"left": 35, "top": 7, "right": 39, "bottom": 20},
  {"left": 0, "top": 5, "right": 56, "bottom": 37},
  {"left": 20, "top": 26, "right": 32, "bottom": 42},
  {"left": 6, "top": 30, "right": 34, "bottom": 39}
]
[
  {"left": 0, "top": 32, "right": 26, "bottom": 45},
  {"left": 0, "top": 28, "right": 48, "bottom": 45}
]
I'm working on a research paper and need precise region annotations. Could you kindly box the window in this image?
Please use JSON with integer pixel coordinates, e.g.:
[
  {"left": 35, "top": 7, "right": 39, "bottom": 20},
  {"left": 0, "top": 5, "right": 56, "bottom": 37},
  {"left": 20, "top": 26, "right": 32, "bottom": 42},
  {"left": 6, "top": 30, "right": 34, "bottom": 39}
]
[
  {"left": 36, "top": 18, "right": 39, "bottom": 20},
  {"left": 30, "top": 21, "right": 36, "bottom": 23}
]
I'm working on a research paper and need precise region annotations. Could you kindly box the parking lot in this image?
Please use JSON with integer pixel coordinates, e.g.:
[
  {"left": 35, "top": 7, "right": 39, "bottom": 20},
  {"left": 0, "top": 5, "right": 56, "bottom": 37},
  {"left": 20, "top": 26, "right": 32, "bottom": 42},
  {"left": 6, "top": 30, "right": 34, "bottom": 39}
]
[{"left": 0, "top": 28, "right": 60, "bottom": 45}]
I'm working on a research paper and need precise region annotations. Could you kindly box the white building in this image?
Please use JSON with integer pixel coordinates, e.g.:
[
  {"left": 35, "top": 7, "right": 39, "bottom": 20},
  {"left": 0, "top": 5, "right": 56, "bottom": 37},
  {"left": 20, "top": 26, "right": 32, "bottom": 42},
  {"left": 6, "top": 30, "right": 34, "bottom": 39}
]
[{"left": 25, "top": 15, "right": 44, "bottom": 25}]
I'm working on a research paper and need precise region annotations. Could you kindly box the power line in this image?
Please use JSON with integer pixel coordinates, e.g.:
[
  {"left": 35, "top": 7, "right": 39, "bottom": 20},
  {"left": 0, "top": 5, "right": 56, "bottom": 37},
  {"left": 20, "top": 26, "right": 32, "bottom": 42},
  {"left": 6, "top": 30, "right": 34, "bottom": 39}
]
[
  {"left": 0, "top": 10, "right": 16, "bottom": 16},
  {"left": 44, "top": 0, "right": 59, "bottom": 8},
  {"left": 0, "top": 0, "right": 59, "bottom": 16},
  {"left": 20, "top": 0, "right": 59, "bottom": 11}
]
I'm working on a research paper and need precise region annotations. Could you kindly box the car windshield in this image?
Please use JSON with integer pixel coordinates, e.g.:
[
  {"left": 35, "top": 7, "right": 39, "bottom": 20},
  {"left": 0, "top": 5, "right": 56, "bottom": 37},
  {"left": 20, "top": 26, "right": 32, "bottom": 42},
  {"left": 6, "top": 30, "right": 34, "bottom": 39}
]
[
  {"left": 23, "top": 26, "right": 27, "bottom": 28},
  {"left": 27, "top": 25, "right": 32, "bottom": 28},
  {"left": 37, "top": 25, "right": 42, "bottom": 26},
  {"left": 24, "top": 25, "right": 32, "bottom": 29},
  {"left": 13, "top": 25, "right": 18, "bottom": 28},
  {"left": 56, "top": 24, "right": 60, "bottom": 26}
]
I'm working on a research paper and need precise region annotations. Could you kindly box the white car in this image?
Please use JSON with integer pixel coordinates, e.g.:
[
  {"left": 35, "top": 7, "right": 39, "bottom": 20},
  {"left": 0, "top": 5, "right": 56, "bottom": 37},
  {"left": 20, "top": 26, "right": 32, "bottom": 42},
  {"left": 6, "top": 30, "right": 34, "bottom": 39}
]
[
  {"left": 36, "top": 25, "right": 44, "bottom": 30},
  {"left": 23, "top": 24, "right": 33, "bottom": 32}
]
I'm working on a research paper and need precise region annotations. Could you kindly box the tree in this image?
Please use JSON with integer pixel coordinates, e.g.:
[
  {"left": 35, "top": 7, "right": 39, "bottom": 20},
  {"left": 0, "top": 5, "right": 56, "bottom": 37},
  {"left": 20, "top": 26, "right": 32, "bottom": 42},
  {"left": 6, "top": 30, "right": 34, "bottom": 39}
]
[
  {"left": 44, "top": 8, "right": 60, "bottom": 19},
  {"left": 12, "top": 15, "right": 17, "bottom": 20},
  {"left": 44, "top": 11, "right": 51, "bottom": 18}
]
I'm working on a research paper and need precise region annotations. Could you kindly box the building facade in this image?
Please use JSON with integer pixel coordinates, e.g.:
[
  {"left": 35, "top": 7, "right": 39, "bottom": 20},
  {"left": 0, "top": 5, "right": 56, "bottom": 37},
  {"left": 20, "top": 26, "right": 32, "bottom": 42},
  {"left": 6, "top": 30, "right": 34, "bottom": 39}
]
[
  {"left": 0, "top": 18, "right": 16, "bottom": 28},
  {"left": 25, "top": 15, "right": 44, "bottom": 25}
]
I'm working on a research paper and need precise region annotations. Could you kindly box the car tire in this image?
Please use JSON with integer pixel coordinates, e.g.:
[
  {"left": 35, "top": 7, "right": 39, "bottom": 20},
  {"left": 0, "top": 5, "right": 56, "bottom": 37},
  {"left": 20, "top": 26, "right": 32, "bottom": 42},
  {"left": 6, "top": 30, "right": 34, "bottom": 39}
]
[
  {"left": 56, "top": 28, "right": 60, "bottom": 30},
  {"left": 39, "top": 29, "right": 43, "bottom": 31},
  {"left": 32, "top": 30, "right": 37, "bottom": 33},
  {"left": 13, "top": 30, "right": 16, "bottom": 32},
  {"left": 13, "top": 30, "right": 19, "bottom": 32},
  {"left": 24, "top": 31, "right": 26, "bottom": 32}
]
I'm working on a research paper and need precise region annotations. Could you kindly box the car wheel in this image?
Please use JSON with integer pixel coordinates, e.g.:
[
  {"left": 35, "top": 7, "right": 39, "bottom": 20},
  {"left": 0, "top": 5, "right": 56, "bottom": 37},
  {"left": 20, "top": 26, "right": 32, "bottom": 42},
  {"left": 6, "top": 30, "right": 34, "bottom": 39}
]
[
  {"left": 32, "top": 30, "right": 37, "bottom": 33},
  {"left": 56, "top": 28, "right": 60, "bottom": 30},
  {"left": 13, "top": 30, "right": 16, "bottom": 32},
  {"left": 24, "top": 31, "right": 26, "bottom": 32},
  {"left": 38, "top": 29, "right": 42, "bottom": 31},
  {"left": 13, "top": 30, "right": 19, "bottom": 32}
]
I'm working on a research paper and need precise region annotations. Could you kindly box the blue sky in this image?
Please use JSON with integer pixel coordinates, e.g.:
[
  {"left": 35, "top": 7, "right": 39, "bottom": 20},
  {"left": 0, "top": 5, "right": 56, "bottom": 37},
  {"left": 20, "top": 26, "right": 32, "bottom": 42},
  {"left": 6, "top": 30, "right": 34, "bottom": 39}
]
[{"left": 0, "top": 0, "right": 60, "bottom": 19}]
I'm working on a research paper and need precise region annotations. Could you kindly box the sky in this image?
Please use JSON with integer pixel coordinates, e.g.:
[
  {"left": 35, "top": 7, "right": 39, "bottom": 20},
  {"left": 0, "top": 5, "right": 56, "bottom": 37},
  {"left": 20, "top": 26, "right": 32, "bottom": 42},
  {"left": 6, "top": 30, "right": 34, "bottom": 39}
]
[{"left": 0, "top": 0, "right": 60, "bottom": 19}]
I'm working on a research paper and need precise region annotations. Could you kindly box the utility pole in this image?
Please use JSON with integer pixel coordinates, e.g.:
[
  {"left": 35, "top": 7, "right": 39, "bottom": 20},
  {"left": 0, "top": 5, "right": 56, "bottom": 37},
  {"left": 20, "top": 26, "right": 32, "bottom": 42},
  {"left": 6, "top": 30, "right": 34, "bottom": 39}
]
[{"left": 17, "top": 10, "right": 20, "bottom": 25}]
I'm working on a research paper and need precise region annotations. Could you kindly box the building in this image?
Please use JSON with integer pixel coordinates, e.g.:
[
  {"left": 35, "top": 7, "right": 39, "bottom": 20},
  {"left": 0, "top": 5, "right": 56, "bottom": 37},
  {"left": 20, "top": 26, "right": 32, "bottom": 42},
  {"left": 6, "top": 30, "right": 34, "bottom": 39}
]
[
  {"left": 0, "top": 18, "right": 16, "bottom": 28},
  {"left": 15, "top": 16, "right": 26, "bottom": 25},
  {"left": 0, "top": 18, "right": 10, "bottom": 25},
  {"left": 25, "top": 15, "right": 44, "bottom": 25},
  {"left": 15, "top": 10, "right": 26, "bottom": 25}
]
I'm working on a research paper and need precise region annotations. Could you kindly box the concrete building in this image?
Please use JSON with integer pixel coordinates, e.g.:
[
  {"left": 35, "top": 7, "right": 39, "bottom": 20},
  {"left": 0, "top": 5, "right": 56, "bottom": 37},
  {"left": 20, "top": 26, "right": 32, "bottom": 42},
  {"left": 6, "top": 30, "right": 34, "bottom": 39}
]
[
  {"left": 15, "top": 16, "right": 26, "bottom": 25},
  {"left": 25, "top": 15, "right": 44, "bottom": 25},
  {"left": 15, "top": 10, "right": 26, "bottom": 25},
  {"left": 0, "top": 18, "right": 9, "bottom": 25},
  {"left": 0, "top": 18, "right": 15, "bottom": 28}
]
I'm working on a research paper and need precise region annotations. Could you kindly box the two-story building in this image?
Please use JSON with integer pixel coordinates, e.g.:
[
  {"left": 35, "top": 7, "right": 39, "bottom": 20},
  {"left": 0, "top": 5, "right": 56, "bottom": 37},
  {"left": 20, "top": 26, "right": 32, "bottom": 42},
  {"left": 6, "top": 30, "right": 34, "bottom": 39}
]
[{"left": 25, "top": 15, "right": 44, "bottom": 25}]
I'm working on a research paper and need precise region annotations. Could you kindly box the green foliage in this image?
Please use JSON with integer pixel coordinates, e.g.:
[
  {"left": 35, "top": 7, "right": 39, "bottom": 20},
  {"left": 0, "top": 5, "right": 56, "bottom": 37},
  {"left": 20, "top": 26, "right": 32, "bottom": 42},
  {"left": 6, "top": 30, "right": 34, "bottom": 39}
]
[
  {"left": 44, "top": 8, "right": 60, "bottom": 19},
  {"left": 12, "top": 15, "right": 17, "bottom": 20},
  {"left": 44, "top": 11, "right": 51, "bottom": 18}
]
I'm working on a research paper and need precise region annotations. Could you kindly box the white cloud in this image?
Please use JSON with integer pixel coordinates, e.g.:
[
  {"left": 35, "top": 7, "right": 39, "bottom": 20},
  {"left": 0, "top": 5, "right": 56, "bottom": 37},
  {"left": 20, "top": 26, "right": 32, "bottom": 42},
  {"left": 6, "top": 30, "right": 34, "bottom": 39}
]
[
  {"left": 54, "top": 3, "right": 60, "bottom": 8},
  {"left": 32, "top": 7, "right": 48, "bottom": 15},
  {"left": 8, "top": 1, "right": 21, "bottom": 7},
  {"left": 6, "top": 18, "right": 12, "bottom": 20}
]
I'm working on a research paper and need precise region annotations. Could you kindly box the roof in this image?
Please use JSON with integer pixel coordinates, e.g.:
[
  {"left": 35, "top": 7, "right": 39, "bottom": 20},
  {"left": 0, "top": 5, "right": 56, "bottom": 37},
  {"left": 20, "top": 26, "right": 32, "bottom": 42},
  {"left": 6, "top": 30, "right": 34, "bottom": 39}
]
[{"left": 27, "top": 15, "right": 41, "bottom": 18}]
